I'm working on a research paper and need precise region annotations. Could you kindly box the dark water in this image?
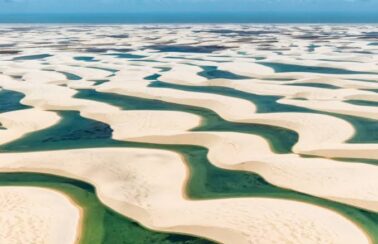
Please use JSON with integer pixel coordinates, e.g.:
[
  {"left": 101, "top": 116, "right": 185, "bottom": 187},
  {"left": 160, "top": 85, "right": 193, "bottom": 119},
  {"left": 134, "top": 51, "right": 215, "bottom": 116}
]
[
  {"left": 87, "top": 66, "right": 119, "bottom": 74},
  {"left": 148, "top": 79, "right": 378, "bottom": 144},
  {"left": 150, "top": 80, "right": 310, "bottom": 113},
  {"left": 148, "top": 45, "right": 227, "bottom": 53},
  {"left": 13, "top": 54, "right": 52, "bottom": 60},
  {"left": 76, "top": 89, "right": 299, "bottom": 154},
  {"left": 0, "top": 109, "right": 297, "bottom": 198},
  {"left": 85, "top": 47, "right": 133, "bottom": 53},
  {"left": 259, "top": 62, "right": 378, "bottom": 75},
  {"left": 341, "top": 115, "right": 378, "bottom": 143},
  {"left": 93, "top": 79, "right": 110, "bottom": 86},
  {"left": 199, "top": 66, "right": 250, "bottom": 80},
  {"left": 286, "top": 82, "right": 340, "bottom": 89},
  {"left": 0, "top": 89, "right": 30, "bottom": 113},
  {"left": 74, "top": 56, "right": 97, "bottom": 62},
  {"left": 42, "top": 69, "right": 83, "bottom": 80},
  {"left": 308, "top": 44, "right": 320, "bottom": 52},
  {"left": 109, "top": 53, "right": 146, "bottom": 59},
  {"left": 1, "top": 68, "right": 377, "bottom": 242},
  {"left": 345, "top": 100, "right": 378, "bottom": 107},
  {"left": 61, "top": 71, "right": 82, "bottom": 80},
  {"left": 1, "top": 99, "right": 377, "bottom": 243}
]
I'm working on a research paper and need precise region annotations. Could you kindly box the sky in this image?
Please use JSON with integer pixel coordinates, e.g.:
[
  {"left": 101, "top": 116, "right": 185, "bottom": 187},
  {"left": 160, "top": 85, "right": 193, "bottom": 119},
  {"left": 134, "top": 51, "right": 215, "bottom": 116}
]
[{"left": 0, "top": 0, "right": 377, "bottom": 14}]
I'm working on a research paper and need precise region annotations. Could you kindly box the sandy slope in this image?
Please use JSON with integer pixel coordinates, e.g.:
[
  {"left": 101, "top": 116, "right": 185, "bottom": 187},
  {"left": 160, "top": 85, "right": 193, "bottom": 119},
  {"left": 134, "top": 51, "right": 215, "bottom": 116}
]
[
  {"left": 0, "top": 109, "right": 60, "bottom": 145},
  {"left": 0, "top": 187, "right": 80, "bottom": 244},
  {"left": 1, "top": 71, "right": 376, "bottom": 210},
  {"left": 0, "top": 148, "right": 369, "bottom": 244},
  {"left": 97, "top": 76, "right": 378, "bottom": 159},
  {"left": 127, "top": 131, "right": 378, "bottom": 212}
]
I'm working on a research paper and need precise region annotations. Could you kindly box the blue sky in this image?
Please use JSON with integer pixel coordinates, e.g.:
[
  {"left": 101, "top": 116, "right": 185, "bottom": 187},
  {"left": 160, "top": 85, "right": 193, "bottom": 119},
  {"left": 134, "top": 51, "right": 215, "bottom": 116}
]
[{"left": 0, "top": 0, "right": 376, "bottom": 13}]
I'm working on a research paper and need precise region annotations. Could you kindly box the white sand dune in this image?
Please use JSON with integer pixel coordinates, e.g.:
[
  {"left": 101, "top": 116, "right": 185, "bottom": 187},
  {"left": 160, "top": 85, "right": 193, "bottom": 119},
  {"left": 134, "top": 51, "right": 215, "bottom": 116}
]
[
  {"left": 280, "top": 98, "right": 378, "bottom": 120},
  {"left": 0, "top": 24, "right": 377, "bottom": 244},
  {"left": 152, "top": 66, "right": 378, "bottom": 159},
  {"left": 238, "top": 113, "right": 378, "bottom": 160},
  {"left": 0, "top": 109, "right": 60, "bottom": 146},
  {"left": 124, "top": 131, "right": 378, "bottom": 212},
  {"left": 217, "top": 62, "right": 275, "bottom": 77},
  {"left": 1, "top": 79, "right": 376, "bottom": 210},
  {"left": 159, "top": 64, "right": 207, "bottom": 85},
  {"left": 44, "top": 65, "right": 113, "bottom": 80},
  {"left": 283, "top": 77, "right": 378, "bottom": 90},
  {"left": 98, "top": 76, "right": 258, "bottom": 121},
  {"left": 0, "top": 187, "right": 80, "bottom": 244},
  {"left": 2, "top": 68, "right": 377, "bottom": 209},
  {"left": 9, "top": 67, "right": 377, "bottom": 158},
  {"left": 96, "top": 77, "right": 378, "bottom": 159},
  {"left": 260, "top": 57, "right": 378, "bottom": 73},
  {"left": 0, "top": 148, "right": 369, "bottom": 244},
  {"left": 22, "top": 70, "right": 67, "bottom": 84},
  {"left": 160, "top": 72, "right": 378, "bottom": 108}
]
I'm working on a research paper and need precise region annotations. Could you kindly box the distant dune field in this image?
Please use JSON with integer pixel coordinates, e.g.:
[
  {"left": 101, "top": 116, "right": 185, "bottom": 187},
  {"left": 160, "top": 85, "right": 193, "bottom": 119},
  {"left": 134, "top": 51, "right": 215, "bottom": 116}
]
[{"left": 0, "top": 24, "right": 377, "bottom": 244}]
